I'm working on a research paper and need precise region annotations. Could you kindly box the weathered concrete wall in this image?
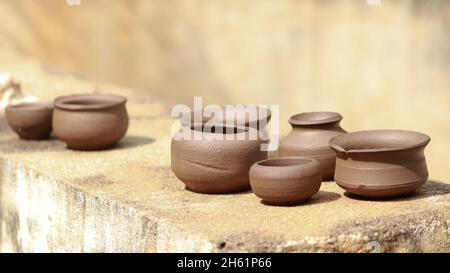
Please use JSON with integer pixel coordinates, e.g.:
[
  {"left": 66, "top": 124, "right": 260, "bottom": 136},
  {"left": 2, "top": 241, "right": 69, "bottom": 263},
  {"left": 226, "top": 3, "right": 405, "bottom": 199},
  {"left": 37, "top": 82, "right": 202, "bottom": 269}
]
[{"left": 0, "top": 47, "right": 449, "bottom": 253}]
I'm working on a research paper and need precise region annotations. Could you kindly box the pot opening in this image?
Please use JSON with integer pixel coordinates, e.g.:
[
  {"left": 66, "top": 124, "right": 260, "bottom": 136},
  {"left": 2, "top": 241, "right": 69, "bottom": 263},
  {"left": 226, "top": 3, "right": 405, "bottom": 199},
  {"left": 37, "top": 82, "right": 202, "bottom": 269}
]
[
  {"left": 192, "top": 125, "right": 248, "bottom": 134},
  {"left": 289, "top": 112, "right": 342, "bottom": 126},
  {"left": 258, "top": 157, "right": 313, "bottom": 167},
  {"left": 6, "top": 102, "right": 52, "bottom": 112},
  {"left": 330, "top": 130, "right": 431, "bottom": 153},
  {"left": 64, "top": 99, "right": 107, "bottom": 106},
  {"left": 54, "top": 94, "right": 126, "bottom": 111},
  {"left": 181, "top": 105, "right": 271, "bottom": 127}
]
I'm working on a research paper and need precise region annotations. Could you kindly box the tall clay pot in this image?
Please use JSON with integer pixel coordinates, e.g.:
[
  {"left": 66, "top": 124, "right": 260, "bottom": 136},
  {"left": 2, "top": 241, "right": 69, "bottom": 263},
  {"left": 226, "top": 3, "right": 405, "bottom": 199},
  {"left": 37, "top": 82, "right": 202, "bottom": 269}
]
[{"left": 278, "top": 112, "right": 347, "bottom": 181}]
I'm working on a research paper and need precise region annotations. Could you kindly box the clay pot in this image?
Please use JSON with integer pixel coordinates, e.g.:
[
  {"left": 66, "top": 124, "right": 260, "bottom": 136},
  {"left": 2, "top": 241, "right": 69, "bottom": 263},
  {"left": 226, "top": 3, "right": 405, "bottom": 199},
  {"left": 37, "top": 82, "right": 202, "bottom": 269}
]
[
  {"left": 278, "top": 112, "right": 347, "bottom": 181},
  {"left": 181, "top": 105, "right": 271, "bottom": 130},
  {"left": 5, "top": 102, "right": 53, "bottom": 140},
  {"left": 53, "top": 94, "right": 129, "bottom": 151},
  {"left": 171, "top": 125, "right": 267, "bottom": 193},
  {"left": 329, "top": 130, "right": 431, "bottom": 198},
  {"left": 249, "top": 157, "right": 322, "bottom": 206}
]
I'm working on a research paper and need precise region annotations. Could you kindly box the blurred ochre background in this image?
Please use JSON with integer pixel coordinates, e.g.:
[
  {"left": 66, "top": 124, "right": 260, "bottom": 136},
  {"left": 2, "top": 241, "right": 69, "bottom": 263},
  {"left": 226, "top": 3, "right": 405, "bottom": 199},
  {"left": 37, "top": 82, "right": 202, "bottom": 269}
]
[{"left": 0, "top": 0, "right": 449, "bottom": 180}]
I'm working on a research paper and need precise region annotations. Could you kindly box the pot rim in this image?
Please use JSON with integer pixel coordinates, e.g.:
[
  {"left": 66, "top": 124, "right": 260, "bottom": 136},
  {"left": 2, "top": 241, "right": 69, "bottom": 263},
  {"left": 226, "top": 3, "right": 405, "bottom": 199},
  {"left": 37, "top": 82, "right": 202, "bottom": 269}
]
[
  {"left": 54, "top": 94, "right": 127, "bottom": 111},
  {"left": 180, "top": 105, "right": 272, "bottom": 127},
  {"left": 6, "top": 102, "right": 53, "bottom": 112},
  {"left": 289, "top": 111, "right": 343, "bottom": 126},
  {"left": 254, "top": 156, "right": 319, "bottom": 169},
  {"left": 329, "top": 129, "right": 431, "bottom": 154}
]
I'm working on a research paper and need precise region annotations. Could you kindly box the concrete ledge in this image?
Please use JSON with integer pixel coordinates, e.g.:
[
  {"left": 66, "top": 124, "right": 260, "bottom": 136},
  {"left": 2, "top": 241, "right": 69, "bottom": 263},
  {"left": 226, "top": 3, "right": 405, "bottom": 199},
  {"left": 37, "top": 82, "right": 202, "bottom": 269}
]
[{"left": 0, "top": 49, "right": 449, "bottom": 253}]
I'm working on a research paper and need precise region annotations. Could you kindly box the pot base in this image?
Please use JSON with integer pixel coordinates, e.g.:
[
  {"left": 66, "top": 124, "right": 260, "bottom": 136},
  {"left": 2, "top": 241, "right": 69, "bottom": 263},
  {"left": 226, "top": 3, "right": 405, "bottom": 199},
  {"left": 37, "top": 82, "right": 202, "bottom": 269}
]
[
  {"left": 185, "top": 184, "right": 250, "bottom": 194},
  {"left": 65, "top": 140, "right": 121, "bottom": 151},
  {"left": 17, "top": 131, "right": 51, "bottom": 141},
  {"left": 337, "top": 179, "right": 426, "bottom": 198},
  {"left": 260, "top": 197, "right": 312, "bottom": 207}
]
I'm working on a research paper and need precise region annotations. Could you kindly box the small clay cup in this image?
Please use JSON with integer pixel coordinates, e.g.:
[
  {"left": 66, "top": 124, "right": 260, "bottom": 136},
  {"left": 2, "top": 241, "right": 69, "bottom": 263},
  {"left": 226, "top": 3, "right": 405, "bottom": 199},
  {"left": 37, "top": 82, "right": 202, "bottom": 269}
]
[
  {"left": 278, "top": 112, "right": 347, "bottom": 181},
  {"left": 53, "top": 94, "right": 128, "bottom": 151},
  {"left": 5, "top": 102, "right": 53, "bottom": 140},
  {"left": 329, "top": 130, "right": 431, "bottom": 198},
  {"left": 180, "top": 105, "right": 272, "bottom": 130},
  {"left": 171, "top": 125, "right": 267, "bottom": 194},
  {"left": 249, "top": 157, "right": 322, "bottom": 206}
]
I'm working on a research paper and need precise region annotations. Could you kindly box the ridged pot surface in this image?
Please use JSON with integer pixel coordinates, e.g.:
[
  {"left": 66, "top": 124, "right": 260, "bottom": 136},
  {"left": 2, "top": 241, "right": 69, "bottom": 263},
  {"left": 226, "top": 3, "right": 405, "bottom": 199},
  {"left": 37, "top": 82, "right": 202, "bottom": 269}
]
[
  {"left": 171, "top": 126, "right": 267, "bottom": 194},
  {"left": 5, "top": 102, "right": 53, "bottom": 140},
  {"left": 53, "top": 94, "right": 129, "bottom": 151},
  {"left": 330, "top": 130, "right": 430, "bottom": 198},
  {"left": 278, "top": 112, "right": 347, "bottom": 181}
]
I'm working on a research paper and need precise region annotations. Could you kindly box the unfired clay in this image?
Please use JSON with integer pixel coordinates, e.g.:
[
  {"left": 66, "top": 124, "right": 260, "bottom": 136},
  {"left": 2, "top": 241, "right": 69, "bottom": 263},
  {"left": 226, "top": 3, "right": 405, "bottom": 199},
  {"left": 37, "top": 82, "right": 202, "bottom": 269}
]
[
  {"left": 278, "top": 112, "right": 347, "bottom": 181},
  {"left": 53, "top": 94, "right": 129, "bottom": 151},
  {"left": 5, "top": 102, "right": 53, "bottom": 140},
  {"left": 329, "top": 130, "right": 430, "bottom": 197},
  {"left": 171, "top": 125, "right": 267, "bottom": 193},
  {"left": 249, "top": 157, "right": 322, "bottom": 205}
]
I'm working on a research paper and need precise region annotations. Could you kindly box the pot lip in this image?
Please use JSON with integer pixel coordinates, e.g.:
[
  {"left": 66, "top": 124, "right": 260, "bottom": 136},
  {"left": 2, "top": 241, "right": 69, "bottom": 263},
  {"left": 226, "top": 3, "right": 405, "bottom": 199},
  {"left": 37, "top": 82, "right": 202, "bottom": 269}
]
[
  {"left": 329, "top": 129, "right": 431, "bottom": 154},
  {"left": 54, "top": 93, "right": 127, "bottom": 111},
  {"left": 6, "top": 102, "right": 53, "bottom": 113},
  {"left": 289, "top": 111, "right": 343, "bottom": 126},
  {"left": 180, "top": 105, "right": 272, "bottom": 127},
  {"left": 253, "top": 156, "right": 319, "bottom": 169}
]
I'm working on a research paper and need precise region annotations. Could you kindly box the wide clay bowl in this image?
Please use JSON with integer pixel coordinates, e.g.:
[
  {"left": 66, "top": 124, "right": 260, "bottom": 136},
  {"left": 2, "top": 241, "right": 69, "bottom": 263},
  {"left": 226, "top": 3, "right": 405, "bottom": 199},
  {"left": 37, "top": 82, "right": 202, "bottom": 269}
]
[
  {"left": 249, "top": 157, "right": 322, "bottom": 205},
  {"left": 171, "top": 125, "right": 267, "bottom": 194},
  {"left": 53, "top": 94, "right": 129, "bottom": 151},
  {"left": 278, "top": 111, "right": 347, "bottom": 181},
  {"left": 180, "top": 105, "right": 271, "bottom": 130},
  {"left": 5, "top": 102, "right": 53, "bottom": 140},
  {"left": 329, "top": 130, "right": 431, "bottom": 198}
]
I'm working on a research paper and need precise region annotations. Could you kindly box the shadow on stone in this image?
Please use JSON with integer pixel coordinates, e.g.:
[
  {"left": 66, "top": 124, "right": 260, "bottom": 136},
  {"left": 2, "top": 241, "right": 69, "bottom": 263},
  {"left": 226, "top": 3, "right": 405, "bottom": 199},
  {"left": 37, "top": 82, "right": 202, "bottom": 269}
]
[
  {"left": 0, "top": 117, "right": 10, "bottom": 133},
  {"left": 343, "top": 180, "right": 450, "bottom": 202},
  {"left": 184, "top": 186, "right": 252, "bottom": 196},
  {"left": 0, "top": 136, "right": 65, "bottom": 153},
  {"left": 113, "top": 135, "right": 155, "bottom": 150},
  {"left": 260, "top": 190, "right": 341, "bottom": 207}
]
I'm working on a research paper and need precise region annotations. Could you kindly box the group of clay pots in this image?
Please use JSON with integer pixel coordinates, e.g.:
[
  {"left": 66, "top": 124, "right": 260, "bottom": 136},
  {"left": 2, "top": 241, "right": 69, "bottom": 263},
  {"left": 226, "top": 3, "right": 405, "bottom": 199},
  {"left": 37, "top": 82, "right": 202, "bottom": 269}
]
[
  {"left": 171, "top": 108, "right": 430, "bottom": 206},
  {"left": 5, "top": 94, "right": 129, "bottom": 150}
]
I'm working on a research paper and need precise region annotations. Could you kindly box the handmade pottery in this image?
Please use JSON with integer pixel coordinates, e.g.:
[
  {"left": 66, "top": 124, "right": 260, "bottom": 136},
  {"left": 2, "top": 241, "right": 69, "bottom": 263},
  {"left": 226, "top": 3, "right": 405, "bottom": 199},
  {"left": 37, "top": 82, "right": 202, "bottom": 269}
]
[
  {"left": 53, "top": 94, "right": 128, "bottom": 150},
  {"left": 171, "top": 125, "right": 267, "bottom": 194},
  {"left": 278, "top": 112, "right": 347, "bottom": 181},
  {"left": 329, "top": 130, "right": 431, "bottom": 197},
  {"left": 180, "top": 105, "right": 271, "bottom": 130},
  {"left": 249, "top": 157, "right": 322, "bottom": 205},
  {"left": 5, "top": 102, "right": 53, "bottom": 140}
]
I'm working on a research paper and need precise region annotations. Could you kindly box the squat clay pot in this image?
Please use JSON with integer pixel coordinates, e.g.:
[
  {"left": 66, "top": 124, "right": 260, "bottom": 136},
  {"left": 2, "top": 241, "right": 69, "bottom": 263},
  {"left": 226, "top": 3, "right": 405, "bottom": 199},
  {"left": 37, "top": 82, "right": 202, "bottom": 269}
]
[
  {"left": 181, "top": 105, "right": 271, "bottom": 130},
  {"left": 5, "top": 102, "right": 53, "bottom": 140},
  {"left": 53, "top": 94, "right": 128, "bottom": 151},
  {"left": 249, "top": 157, "right": 322, "bottom": 206},
  {"left": 329, "top": 130, "right": 431, "bottom": 198},
  {"left": 171, "top": 125, "right": 267, "bottom": 194},
  {"left": 278, "top": 112, "right": 347, "bottom": 181}
]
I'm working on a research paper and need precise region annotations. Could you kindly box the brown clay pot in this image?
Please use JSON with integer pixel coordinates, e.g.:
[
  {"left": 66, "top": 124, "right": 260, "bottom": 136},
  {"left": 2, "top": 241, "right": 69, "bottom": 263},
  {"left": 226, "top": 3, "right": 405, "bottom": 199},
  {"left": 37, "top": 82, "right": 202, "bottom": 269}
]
[
  {"left": 53, "top": 94, "right": 129, "bottom": 151},
  {"left": 181, "top": 105, "right": 271, "bottom": 130},
  {"left": 249, "top": 157, "right": 322, "bottom": 206},
  {"left": 5, "top": 102, "right": 53, "bottom": 140},
  {"left": 278, "top": 112, "right": 347, "bottom": 181},
  {"left": 171, "top": 125, "right": 267, "bottom": 194},
  {"left": 329, "top": 130, "right": 431, "bottom": 198}
]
